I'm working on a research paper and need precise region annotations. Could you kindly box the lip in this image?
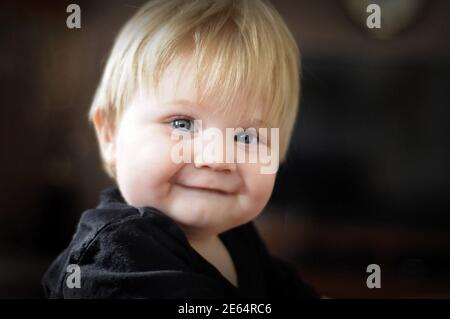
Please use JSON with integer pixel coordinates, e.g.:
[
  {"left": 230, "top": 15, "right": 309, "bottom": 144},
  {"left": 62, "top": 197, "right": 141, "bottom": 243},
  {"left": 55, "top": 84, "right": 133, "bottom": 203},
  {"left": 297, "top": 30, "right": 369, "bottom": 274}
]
[{"left": 174, "top": 183, "right": 233, "bottom": 195}]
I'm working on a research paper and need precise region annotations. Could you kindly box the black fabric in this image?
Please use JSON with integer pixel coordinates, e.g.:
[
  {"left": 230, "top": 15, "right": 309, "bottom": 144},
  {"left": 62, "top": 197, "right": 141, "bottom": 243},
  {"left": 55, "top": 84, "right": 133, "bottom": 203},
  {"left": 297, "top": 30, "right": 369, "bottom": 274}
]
[{"left": 42, "top": 186, "right": 319, "bottom": 299}]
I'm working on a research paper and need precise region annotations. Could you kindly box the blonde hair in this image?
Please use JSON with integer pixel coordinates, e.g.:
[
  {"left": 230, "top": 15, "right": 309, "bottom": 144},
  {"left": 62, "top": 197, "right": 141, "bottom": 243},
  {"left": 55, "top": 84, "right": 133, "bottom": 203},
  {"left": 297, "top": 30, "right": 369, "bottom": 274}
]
[{"left": 89, "top": 0, "right": 301, "bottom": 178}]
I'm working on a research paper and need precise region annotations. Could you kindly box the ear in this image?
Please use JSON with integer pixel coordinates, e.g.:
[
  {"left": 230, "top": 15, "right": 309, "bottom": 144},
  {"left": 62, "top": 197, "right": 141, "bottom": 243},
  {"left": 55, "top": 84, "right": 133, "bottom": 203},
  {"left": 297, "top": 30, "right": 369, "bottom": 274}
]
[{"left": 92, "top": 109, "right": 116, "bottom": 168}]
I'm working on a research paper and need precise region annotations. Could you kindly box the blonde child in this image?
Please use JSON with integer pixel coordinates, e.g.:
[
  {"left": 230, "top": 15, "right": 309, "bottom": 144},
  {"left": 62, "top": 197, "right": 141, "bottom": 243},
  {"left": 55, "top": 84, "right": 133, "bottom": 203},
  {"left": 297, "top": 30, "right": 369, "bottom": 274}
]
[{"left": 43, "top": 0, "right": 318, "bottom": 299}]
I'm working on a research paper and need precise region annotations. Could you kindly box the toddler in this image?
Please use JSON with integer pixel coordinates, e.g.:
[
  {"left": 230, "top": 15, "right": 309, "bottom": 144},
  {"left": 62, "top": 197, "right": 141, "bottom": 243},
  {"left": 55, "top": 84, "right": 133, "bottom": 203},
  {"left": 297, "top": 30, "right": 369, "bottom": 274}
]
[{"left": 42, "top": 0, "right": 319, "bottom": 299}]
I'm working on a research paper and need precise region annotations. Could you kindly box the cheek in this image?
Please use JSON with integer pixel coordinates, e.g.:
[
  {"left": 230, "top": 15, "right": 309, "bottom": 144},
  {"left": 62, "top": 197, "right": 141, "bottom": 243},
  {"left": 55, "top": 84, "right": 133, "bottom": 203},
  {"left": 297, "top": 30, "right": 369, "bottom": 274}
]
[
  {"left": 239, "top": 165, "right": 276, "bottom": 214},
  {"left": 251, "top": 173, "right": 276, "bottom": 206},
  {"left": 115, "top": 128, "right": 182, "bottom": 206}
]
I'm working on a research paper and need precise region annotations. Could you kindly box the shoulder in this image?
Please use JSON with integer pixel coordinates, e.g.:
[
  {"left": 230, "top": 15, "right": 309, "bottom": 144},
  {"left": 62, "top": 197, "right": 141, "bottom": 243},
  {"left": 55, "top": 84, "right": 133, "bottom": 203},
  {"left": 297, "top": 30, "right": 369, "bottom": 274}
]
[
  {"left": 237, "top": 220, "right": 320, "bottom": 299},
  {"left": 42, "top": 206, "right": 193, "bottom": 298},
  {"left": 77, "top": 207, "right": 188, "bottom": 263},
  {"left": 228, "top": 220, "right": 270, "bottom": 254}
]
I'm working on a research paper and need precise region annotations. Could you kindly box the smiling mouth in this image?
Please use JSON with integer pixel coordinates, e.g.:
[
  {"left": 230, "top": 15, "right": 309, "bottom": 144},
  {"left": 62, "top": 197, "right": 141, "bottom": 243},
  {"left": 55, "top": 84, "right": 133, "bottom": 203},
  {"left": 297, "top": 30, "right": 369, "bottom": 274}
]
[{"left": 175, "top": 183, "right": 231, "bottom": 195}]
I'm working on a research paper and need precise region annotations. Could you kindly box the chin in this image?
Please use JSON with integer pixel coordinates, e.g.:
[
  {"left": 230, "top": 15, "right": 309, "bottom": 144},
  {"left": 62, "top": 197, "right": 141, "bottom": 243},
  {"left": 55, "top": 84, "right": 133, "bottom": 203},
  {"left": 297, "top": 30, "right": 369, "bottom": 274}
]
[{"left": 171, "top": 209, "right": 224, "bottom": 228}]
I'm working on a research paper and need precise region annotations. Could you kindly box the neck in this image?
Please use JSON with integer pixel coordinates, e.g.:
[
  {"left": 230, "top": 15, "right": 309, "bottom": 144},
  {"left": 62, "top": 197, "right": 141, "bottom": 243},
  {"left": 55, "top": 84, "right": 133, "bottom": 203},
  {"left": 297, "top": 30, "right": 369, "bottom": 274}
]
[
  {"left": 178, "top": 226, "right": 221, "bottom": 251},
  {"left": 186, "top": 231, "right": 219, "bottom": 246},
  {"left": 188, "top": 233, "right": 219, "bottom": 245},
  {"left": 178, "top": 223, "right": 220, "bottom": 242}
]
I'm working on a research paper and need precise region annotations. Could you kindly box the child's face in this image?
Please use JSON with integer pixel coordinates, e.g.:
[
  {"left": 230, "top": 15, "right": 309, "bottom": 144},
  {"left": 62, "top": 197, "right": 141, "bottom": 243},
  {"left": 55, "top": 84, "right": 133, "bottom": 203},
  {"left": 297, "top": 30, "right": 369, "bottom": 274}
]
[{"left": 112, "top": 56, "right": 277, "bottom": 239}]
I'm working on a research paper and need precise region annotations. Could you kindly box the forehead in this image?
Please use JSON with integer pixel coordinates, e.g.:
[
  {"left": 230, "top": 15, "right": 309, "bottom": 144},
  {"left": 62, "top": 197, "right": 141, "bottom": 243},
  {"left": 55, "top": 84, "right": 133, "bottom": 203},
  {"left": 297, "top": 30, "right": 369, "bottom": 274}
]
[{"left": 147, "top": 55, "right": 269, "bottom": 127}]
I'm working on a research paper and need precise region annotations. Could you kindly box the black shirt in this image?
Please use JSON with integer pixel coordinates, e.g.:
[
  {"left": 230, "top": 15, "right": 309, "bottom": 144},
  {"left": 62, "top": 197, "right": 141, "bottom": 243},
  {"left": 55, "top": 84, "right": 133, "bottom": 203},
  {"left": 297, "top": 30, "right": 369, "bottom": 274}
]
[{"left": 42, "top": 186, "right": 319, "bottom": 299}]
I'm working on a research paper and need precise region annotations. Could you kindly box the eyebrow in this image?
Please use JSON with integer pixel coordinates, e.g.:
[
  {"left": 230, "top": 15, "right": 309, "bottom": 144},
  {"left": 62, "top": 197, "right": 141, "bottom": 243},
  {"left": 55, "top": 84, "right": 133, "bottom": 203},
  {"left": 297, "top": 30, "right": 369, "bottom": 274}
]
[
  {"left": 162, "top": 99, "right": 271, "bottom": 127},
  {"left": 161, "top": 99, "right": 200, "bottom": 108}
]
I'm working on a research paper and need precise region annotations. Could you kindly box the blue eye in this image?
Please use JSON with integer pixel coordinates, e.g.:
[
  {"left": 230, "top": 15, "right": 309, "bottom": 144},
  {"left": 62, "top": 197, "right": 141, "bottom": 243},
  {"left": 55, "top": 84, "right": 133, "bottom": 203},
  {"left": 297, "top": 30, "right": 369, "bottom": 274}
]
[
  {"left": 234, "top": 131, "right": 258, "bottom": 144},
  {"left": 171, "top": 118, "right": 194, "bottom": 132}
]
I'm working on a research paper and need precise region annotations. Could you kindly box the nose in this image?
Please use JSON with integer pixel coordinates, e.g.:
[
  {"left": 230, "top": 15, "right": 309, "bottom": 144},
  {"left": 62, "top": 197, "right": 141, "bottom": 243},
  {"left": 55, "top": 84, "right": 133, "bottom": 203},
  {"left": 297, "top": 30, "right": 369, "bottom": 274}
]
[
  {"left": 193, "top": 150, "right": 237, "bottom": 172},
  {"left": 193, "top": 155, "right": 237, "bottom": 172},
  {"left": 192, "top": 134, "right": 237, "bottom": 173}
]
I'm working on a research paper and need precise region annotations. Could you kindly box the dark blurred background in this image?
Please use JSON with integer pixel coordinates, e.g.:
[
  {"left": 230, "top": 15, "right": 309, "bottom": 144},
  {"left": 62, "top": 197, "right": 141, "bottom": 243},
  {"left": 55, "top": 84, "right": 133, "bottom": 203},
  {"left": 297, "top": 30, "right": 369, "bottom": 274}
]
[{"left": 1, "top": 0, "right": 449, "bottom": 298}]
